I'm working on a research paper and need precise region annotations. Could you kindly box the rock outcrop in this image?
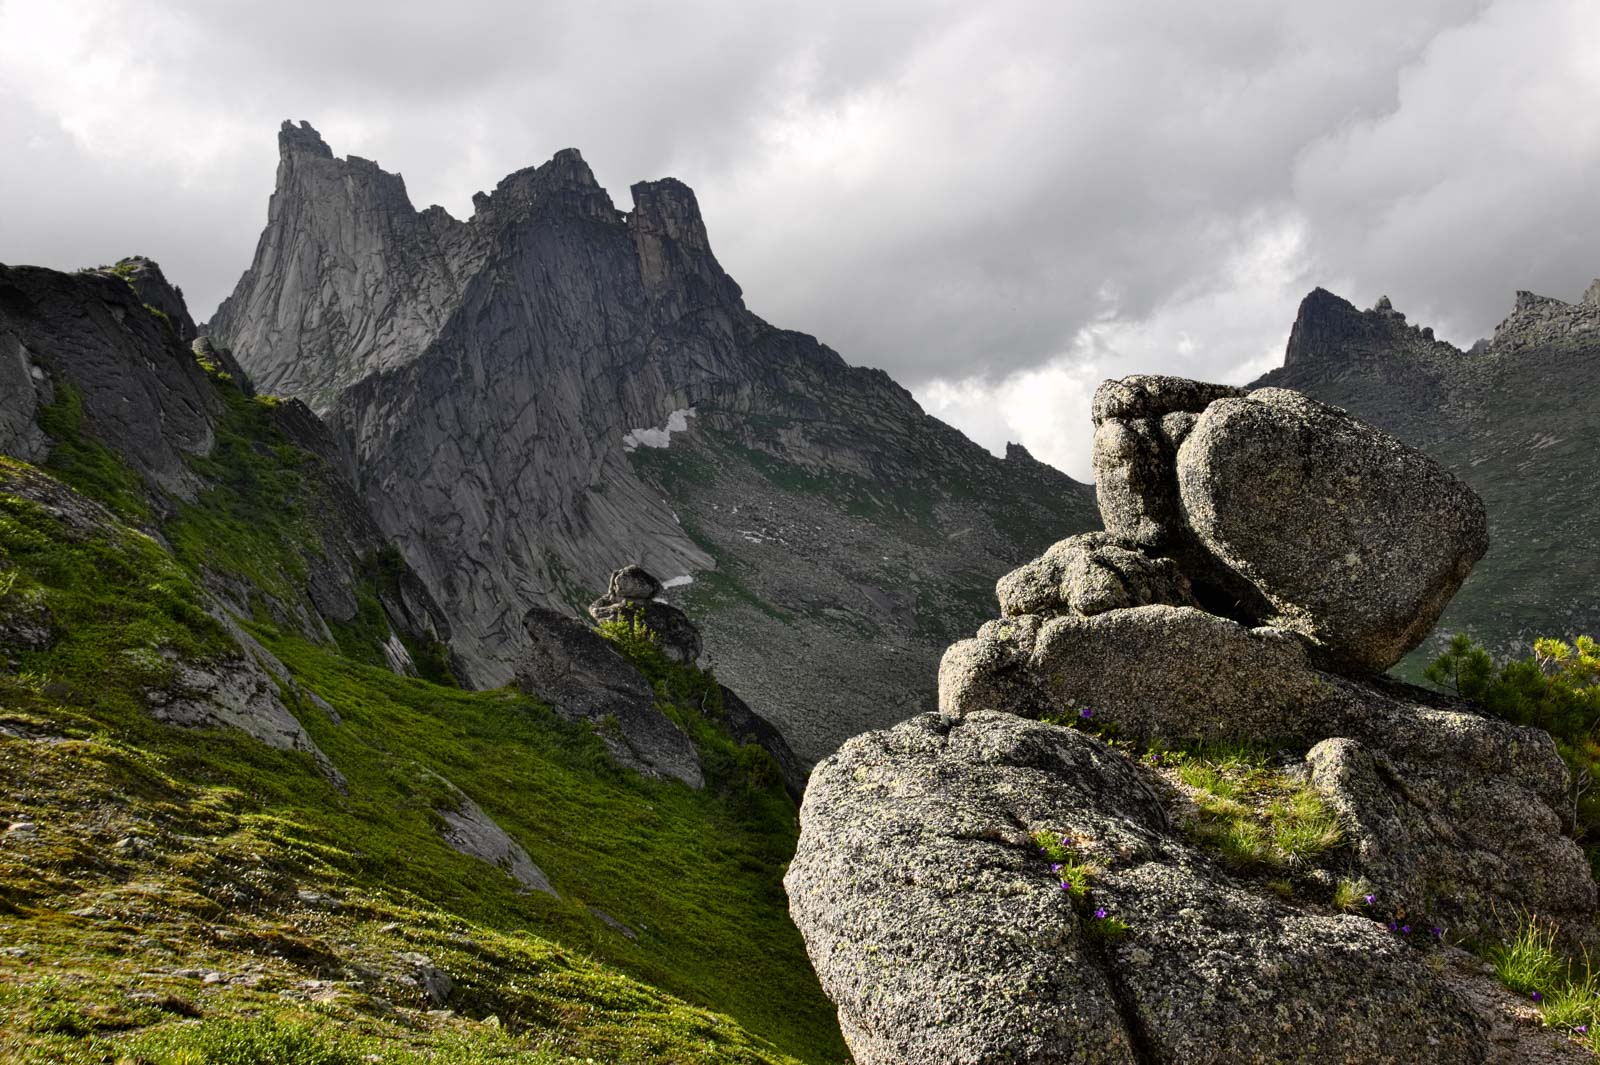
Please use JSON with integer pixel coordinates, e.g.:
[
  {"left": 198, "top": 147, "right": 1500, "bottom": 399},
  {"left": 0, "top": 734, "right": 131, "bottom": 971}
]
[
  {"left": 788, "top": 712, "right": 1489, "bottom": 1065},
  {"left": 588, "top": 570, "right": 703, "bottom": 666},
  {"left": 517, "top": 566, "right": 804, "bottom": 792},
  {"left": 209, "top": 121, "right": 1099, "bottom": 759},
  {"left": 516, "top": 604, "right": 704, "bottom": 788},
  {"left": 790, "top": 375, "right": 1596, "bottom": 1064}
]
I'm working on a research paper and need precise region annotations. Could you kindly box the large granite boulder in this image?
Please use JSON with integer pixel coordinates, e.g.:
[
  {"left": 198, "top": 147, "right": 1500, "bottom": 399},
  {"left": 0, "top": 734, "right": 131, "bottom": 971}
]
[
  {"left": 937, "top": 602, "right": 1592, "bottom": 938},
  {"left": 787, "top": 711, "right": 1490, "bottom": 1065},
  {"left": 940, "top": 605, "right": 1334, "bottom": 747},
  {"left": 1177, "top": 388, "right": 1488, "bottom": 673},
  {"left": 995, "top": 532, "right": 1197, "bottom": 619},
  {"left": 515, "top": 605, "right": 702, "bottom": 787},
  {"left": 1090, "top": 377, "right": 1272, "bottom": 619}
]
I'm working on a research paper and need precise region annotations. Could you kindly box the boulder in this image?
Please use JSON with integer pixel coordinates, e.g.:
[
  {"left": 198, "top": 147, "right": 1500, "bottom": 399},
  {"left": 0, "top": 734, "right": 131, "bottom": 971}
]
[
  {"left": 1090, "top": 378, "right": 1273, "bottom": 620},
  {"left": 995, "top": 531, "right": 1197, "bottom": 618},
  {"left": 937, "top": 604, "right": 1592, "bottom": 940},
  {"left": 939, "top": 605, "right": 1335, "bottom": 747},
  {"left": 1304, "top": 685, "right": 1595, "bottom": 936},
  {"left": 608, "top": 563, "right": 663, "bottom": 602},
  {"left": 1177, "top": 388, "right": 1488, "bottom": 673},
  {"left": 515, "top": 606, "right": 702, "bottom": 787},
  {"left": 786, "top": 711, "right": 1489, "bottom": 1065}
]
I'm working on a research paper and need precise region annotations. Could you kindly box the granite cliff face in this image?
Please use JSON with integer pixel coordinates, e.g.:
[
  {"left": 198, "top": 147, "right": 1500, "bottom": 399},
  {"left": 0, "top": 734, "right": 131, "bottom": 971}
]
[
  {"left": 209, "top": 122, "right": 1097, "bottom": 759},
  {"left": 1256, "top": 282, "right": 1600, "bottom": 672}
]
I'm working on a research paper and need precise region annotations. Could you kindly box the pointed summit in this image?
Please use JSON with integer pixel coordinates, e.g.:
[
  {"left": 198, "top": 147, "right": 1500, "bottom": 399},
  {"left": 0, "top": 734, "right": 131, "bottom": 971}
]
[
  {"left": 630, "top": 177, "right": 742, "bottom": 310},
  {"left": 278, "top": 119, "right": 333, "bottom": 160}
]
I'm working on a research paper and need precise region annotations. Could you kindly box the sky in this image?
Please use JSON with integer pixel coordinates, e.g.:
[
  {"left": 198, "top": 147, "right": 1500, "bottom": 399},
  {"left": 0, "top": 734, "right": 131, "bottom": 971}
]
[{"left": 3, "top": 1, "right": 1599, "bottom": 480}]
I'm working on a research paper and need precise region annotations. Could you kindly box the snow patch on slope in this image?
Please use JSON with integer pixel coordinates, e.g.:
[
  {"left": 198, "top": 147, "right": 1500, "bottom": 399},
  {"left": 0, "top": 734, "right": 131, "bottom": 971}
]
[{"left": 623, "top": 408, "right": 695, "bottom": 451}]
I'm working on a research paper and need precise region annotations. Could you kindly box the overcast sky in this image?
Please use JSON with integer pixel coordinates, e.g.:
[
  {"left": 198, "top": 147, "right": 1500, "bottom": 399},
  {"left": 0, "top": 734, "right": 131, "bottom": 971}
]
[{"left": 3, "top": 1, "right": 1599, "bottom": 479}]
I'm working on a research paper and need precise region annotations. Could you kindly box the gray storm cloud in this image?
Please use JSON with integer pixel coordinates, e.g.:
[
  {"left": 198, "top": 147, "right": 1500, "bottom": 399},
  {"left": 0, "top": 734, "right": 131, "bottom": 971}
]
[{"left": 2, "top": 0, "right": 1596, "bottom": 477}]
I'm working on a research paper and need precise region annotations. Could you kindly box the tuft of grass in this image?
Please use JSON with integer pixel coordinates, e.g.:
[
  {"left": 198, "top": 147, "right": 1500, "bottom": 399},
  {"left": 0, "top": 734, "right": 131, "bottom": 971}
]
[
  {"left": 127, "top": 1015, "right": 360, "bottom": 1065},
  {"left": 1332, "top": 878, "right": 1373, "bottom": 913},
  {"left": 1172, "top": 745, "right": 1344, "bottom": 872},
  {"left": 1488, "top": 914, "right": 1563, "bottom": 996}
]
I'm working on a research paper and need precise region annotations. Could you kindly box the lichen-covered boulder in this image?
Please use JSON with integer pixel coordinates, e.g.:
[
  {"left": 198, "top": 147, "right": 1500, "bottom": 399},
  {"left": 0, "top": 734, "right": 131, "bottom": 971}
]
[
  {"left": 608, "top": 563, "right": 663, "bottom": 602},
  {"left": 995, "top": 532, "right": 1197, "bottom": 619},
  {"left": 1177, "top": 388, "right": 1488, "bottom": 673},
  {"left": 1305, "top": 688, "right": 1596, "bottom": 937},
  {"left": 939, "top": 606, "right": 1337, "bottom": 746},
  {"left": 1090, "top": 377, "right": 1273, "bottom": 618},
  {"left": 786, "top": 711, "right": 1489, "bottom": 1065}
]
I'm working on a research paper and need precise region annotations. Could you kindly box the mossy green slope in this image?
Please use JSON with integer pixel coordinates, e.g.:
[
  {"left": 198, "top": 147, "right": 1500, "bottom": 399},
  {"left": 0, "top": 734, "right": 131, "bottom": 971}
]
[{"left": 0, "top": 447, "right": 845, "bottom": 1061}]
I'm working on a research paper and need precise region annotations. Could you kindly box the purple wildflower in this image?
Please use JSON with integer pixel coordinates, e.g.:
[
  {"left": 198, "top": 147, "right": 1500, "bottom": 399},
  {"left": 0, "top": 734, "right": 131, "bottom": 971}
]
[
  {"left": 1400, "top": 925, "right": 1411, "bottom": 934},
  {"left": 1093, "top": 907, "right": 1108, "bottom": 920},
  {"left": 1578, "top": 1024, "right": 1589, "bottom": 1034},
  {"left": 1388, "top": 922, "right": 1398, "bottom": 932},
  {"left": 1059, "top": 880, "right": 1071, "bottom": 892},
  {"left": 1532, "top": 991, "right": 1543, "bottom": 1002},
  {"left": 1079, "top": 707, "right": 1094, "bottom": 719},
  {"left": 1364, "top": 893, "right": 1375, "bottom": 905},
  {"left": 1431, "top": 927, "right": 1443, "bottom": 938},
  {"left": 1050, "top": 863, "right": 1062, "bottom": 873}
]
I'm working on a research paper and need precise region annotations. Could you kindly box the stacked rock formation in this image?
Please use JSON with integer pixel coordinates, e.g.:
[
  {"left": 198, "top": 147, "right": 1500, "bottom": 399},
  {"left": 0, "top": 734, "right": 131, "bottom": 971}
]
[
  {"left": 517, "top": 565, "right": 805, "bottom": 797},
  {"left": 588, "top": 564, "right": 703, "bottom": 665},
  {"left": 786, "top": 377, "right": 1596, "bottom": 1065}
]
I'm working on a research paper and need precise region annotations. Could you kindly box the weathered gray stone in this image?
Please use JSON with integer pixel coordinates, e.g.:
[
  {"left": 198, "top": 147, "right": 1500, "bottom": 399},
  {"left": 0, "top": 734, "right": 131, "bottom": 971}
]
[
  {"left": 1090, "top": 374, "right": 1245, "bottom": 424},
  {"left": 787, "top": 711, "right": 1489, "bottom": 1065},
  {"left": 940, "top": 606, "right": 1334, "bottom": 746},
  {"left": 996, "top": 531, "right": 1197, "bottom": 619},
  {"left": 608, "top": 564, "right": 662, "bottom": 602},
  {"left": 1177, "top": 388, "right": 1489, "bottom": 673},
  {"left": 433, "top": 781, "right": 557, "bottom": 897},
  {"left": 1306, "top": 697, "right": 1595, "bottom": 938},
  {"left": 516, "top": 605, "right": 702, "bottom": 787},
  {"left": 939, "top": 596, "right": 1593, "bottom": 943}
]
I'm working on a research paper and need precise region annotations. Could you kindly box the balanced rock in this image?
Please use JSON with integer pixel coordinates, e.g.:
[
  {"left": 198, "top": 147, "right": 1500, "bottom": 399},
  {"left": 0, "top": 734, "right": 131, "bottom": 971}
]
[
  {"left": 787, "top": 711, "right": 1488, "bottom": 1065},
  {"left": 1177, "top": 388, "right": 1488, "bottom": 673},
  {"left": 588, "top": 566, "right": 702, "bottom": 664},
  {"left": 515, "top": 605, "right": 702, "bottom": 787},
  {"left": 995, "top": 531, "right": 1197, "bottom": 619},
  {"left": 608, "top": 563, "right": 662, "bottom": 602}
]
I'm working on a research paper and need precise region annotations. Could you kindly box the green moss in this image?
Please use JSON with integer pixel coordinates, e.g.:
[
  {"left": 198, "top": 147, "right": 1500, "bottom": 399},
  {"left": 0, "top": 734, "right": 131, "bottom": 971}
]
[
  {"left": 33, "top": 382, "right": 151, "bottom": 521},
  {"left": 1172, "top": 745, "right": 1343, "bottom": 872},
  {"left": 166, "top": 383, "right": 314, "bottom": 602},
  {"left": 0, "top": 460, "right": 845, "bottom": 1064}
]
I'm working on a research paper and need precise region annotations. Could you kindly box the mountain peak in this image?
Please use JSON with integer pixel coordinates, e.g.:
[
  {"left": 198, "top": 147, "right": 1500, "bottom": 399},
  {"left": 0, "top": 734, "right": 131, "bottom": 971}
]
[
  {"left": 630, "top": 177, "right": 741, "bottom": 307},
  {"left": 1283, "top": 286, "right": 1452, "bottom": 370},
  {"left": 278, "top": 119, "right": 333, "bottom": 160}
]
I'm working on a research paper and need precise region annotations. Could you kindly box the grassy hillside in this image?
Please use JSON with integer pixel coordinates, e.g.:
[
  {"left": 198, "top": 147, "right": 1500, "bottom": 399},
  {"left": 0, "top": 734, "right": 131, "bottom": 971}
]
[{"left": 0, "top": 373, "right": 847, "bottom": 1062}]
